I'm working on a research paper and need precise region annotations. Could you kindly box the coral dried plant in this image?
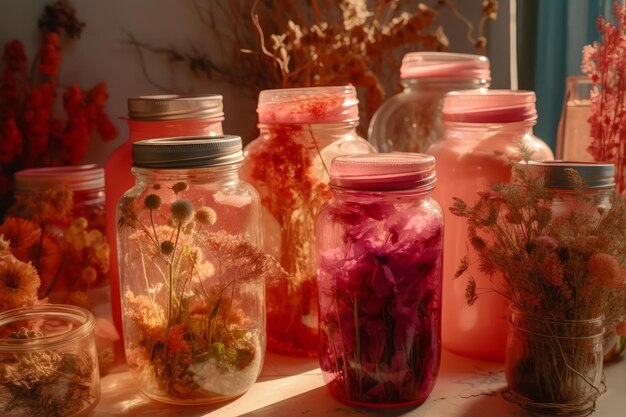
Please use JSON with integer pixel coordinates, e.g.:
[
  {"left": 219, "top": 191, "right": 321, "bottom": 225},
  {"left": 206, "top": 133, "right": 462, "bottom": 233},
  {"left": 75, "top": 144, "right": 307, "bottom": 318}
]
[
  {"left": 0, "top": 0, "right": 117, "bottom": 216},
  {"left": 582, "top": 1, "right": 626, "bottom": 193},
  {"left": 129, "top": 0, "right": 497, "bottom": 126}
]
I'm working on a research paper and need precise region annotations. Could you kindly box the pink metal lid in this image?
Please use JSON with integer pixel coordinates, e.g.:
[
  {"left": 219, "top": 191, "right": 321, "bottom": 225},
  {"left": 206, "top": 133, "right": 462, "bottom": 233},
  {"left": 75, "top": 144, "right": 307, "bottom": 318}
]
[
  {"left": 330, "top": 153, "right": 436, "bottom": 191},
  {"left": 257, "top": 86, "right": 359, "bottom": 124},
  {"left": 443, "top": 90, "right": 537, "bottom": 123},
  {"left": 400, "top": 52, "right": 491, "bottom": 81}
]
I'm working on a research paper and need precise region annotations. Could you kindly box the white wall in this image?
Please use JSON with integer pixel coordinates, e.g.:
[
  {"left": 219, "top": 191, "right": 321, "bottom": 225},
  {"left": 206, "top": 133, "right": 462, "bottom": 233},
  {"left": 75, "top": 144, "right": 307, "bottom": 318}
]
[{"left": 0, "top": 0, "right": 509, "bottom": 165}]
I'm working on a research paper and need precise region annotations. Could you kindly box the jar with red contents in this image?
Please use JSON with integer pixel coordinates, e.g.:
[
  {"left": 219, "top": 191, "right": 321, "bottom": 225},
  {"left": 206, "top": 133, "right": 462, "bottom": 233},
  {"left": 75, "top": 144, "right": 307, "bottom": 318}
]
[
  {"left": 2, "top": 165, "right": 117, "bottom": 372},
  {"left": 105, "top": 95, "right": 224, "bottom": 340},
  {"left": 240, "top": 86, "right": 375, "bottom": 356}
]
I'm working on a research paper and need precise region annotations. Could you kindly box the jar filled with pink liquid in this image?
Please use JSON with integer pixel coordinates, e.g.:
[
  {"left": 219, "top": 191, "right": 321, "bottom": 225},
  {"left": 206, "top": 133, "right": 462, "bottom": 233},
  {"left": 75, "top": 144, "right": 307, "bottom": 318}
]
[
  {"left": 104, "top": 95, "right": 224, "bottom": 340},
  {"left": 428, "top": 90, "right": 554, "bottom": 361},
  {"left": 240, "top": 86, "right": 375, "bottom": 356},
  {"left": 368, "top": 52, "right": 490, "bottom": 153},
  {"left": 316, "top": 153, "right": 443, "bottom": 407}
]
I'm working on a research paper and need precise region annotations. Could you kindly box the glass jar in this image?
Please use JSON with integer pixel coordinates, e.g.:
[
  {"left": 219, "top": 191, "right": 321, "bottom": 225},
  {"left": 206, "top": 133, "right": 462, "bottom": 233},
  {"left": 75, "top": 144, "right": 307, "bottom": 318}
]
[
  {"left": 240, "top": 86, "right": 375, "bottom": 356},
  {"left": 117, "top": 136, "right": 268, "bottom": 404},
  {"left": 528, "top": 161, "right": 625, "bottom": 364},
  {"left": 105, "top": 95, "right": 224, "bottom": 340},
  {"left": 316, "top": 153, "right": 443, "bottom": 407},
  {"left": 503, "top": 309, "right": 605, "bottom": 416},
  {"left": 428, "top": 90, "right": 554, "bottom": 361},
  {"left": 0, "top": 304, "right": 100, "bottom": 417},
  {"left": 368, "top": 52, "right": 490, "bottom": 153},
  {"left": 556, "top": 76, "right": 594, "bottom": 161},
  {"left": 1, "top": 165, "right": 117, "bottom": 373}
]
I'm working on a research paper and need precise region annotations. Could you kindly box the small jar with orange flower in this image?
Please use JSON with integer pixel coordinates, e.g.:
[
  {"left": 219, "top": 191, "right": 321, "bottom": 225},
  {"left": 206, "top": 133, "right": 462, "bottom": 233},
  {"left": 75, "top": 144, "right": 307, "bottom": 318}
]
[{"left": 0, "top": 165, "right": 118, "bottom": 373}]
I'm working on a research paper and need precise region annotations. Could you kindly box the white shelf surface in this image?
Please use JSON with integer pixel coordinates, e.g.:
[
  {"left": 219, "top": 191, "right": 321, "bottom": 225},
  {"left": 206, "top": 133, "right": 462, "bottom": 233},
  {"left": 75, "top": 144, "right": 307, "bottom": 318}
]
[{"left": 96, "top": 349, "right": 626, "bottom": 416}]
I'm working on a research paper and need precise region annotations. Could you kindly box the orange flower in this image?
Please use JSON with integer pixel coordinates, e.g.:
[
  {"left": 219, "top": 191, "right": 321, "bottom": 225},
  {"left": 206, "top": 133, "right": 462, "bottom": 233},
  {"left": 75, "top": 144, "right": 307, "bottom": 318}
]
[
  {"left": 167, "top": 324, "right": 190, "bottom": 359},
  {"left": 0, "top": 217, "right": 41, "bottom": 260},
  {"left": 35, "top": 231, "right": 62, "bottom": 296},
  {"left": 0, "top": 255, "right": 40, "bottom": 311},
  {"left": 588, "top": 253, "right": 626, "bottom": 288}
]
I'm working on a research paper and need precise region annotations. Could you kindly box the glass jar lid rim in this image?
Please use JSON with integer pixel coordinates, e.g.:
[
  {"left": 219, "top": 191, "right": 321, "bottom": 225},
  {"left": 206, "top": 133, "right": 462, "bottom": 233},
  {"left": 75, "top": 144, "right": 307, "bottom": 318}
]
[
  {"left": 330, "top": 153, "right": 436, "bottom": 191},
  {"left": 132, "top": 135, "right": 243, "bottom": 169},
  {"left": 443, "top": 89, "right": 537, "bottom": 123},
  {"left": 527, "top": 160, "right": 615, "bottom": 189},
  {"left": 128, "top": 94, "right": 224, "bottom": 121},
  {"left": 14, "top": 164, "right": 103, "bottom": 193},
  {"left": 0, "top": 304, "right": 95, "bottom": 352},
  {"left": 401, "top": 52, "right": 490, "bottom": 81},
  {"left": 257, "top": 85, "right": 359, "bottom": 124}
]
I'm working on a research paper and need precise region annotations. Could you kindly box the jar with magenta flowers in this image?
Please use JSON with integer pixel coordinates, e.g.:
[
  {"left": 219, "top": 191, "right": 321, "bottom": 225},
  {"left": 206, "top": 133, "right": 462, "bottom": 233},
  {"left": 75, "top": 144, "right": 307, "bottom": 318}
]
[
  {"left": 105, "top": 94, "right": 224, "bottom": 341},
  {"left": 1, "top": 165, "right": 117, "bottom": 374},
  {"left": 117, "top": 136, "right": 282, "bottom": 405},
  {"left": 240, "top": 86, "right": 375, "bottom": 357},
  {"left": 316, "top": 153, "right": 443, "bottom": 407}
]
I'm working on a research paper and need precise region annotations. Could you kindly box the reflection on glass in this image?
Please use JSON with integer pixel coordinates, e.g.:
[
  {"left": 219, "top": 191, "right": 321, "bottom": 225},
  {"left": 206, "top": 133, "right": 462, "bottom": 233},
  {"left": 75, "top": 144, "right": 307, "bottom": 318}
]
[{"left": 556, "top": 76, "right": 594, "bottom": 161}]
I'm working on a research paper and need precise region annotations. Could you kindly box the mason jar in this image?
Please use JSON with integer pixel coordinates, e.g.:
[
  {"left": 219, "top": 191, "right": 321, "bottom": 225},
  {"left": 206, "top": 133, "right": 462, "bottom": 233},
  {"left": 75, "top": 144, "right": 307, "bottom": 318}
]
[
  {"left": 316, "top": 153, "right": 443, "bottom": 407},
  {"left": 368, "top": 52, "right": 490, "bottom": 153},
  {"left": 240, "top": 86, "right": 375, "bottom": 357},
  {"left": 105, "top": 95, "right": 225, "bottom": 341},
  {"left": 117, "top": 136, "right": 266, "bottom": 404},
  {"left": 428, "top": 90, "right": 554, "bottom": 361},
  {"left": 0, "top": 304, "right": 100, "bottom": 417}
]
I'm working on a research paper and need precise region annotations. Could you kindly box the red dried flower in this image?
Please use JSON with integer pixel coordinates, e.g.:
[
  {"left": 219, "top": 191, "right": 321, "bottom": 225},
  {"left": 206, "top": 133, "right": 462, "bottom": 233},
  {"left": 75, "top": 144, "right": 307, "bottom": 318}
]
[{"left": 39, "top": 32, "right": 61, "bottom": 77}]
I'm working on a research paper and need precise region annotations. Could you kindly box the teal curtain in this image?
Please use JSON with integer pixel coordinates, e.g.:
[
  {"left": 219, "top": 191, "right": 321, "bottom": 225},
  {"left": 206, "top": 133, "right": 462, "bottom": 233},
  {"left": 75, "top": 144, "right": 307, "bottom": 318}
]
[{"left": 518, "top": 0, "right": 614, "bottom": 151}]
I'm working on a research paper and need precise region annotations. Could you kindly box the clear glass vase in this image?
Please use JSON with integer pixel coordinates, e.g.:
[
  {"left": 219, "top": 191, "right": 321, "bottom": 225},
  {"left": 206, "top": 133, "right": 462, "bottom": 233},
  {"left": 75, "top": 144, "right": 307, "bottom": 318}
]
[
  {"left": 556, "top": 76, "right": 594, "bottom": 161},
  {"left": 503, "top": 310, "right": 605, "bottom": 416}
]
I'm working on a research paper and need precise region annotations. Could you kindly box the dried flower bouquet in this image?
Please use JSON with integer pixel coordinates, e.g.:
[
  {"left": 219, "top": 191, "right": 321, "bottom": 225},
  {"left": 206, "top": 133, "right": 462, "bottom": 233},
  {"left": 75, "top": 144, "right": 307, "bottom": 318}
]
[
  {"left": 452, "top": 147, "right": 626, "bottom": 414},
  {"left": 118, "top": 181, "right": 286, "bottom": 403}
]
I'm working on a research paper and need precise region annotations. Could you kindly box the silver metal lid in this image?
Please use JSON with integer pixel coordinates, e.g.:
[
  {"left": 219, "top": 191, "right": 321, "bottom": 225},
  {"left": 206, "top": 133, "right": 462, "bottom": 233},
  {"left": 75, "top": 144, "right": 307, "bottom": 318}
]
[
  {"left": 127, "top": 94, "right": 224, "bottom": 121},
  {"left": 132, "top": 135, "right": 243, "bottom": 168},
  {"left": 528, "top": 161, "right": 615, "bottom": 189},
  {"left": 14, "top": 165, "right": 104, "bottom": 193}
]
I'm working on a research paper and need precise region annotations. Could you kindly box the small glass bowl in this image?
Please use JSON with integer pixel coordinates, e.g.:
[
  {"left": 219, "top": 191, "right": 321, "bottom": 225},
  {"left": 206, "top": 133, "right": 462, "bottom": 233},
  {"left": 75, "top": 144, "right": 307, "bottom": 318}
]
[{"left": 0, "top": 304, "right": 100, "bottom": 417}]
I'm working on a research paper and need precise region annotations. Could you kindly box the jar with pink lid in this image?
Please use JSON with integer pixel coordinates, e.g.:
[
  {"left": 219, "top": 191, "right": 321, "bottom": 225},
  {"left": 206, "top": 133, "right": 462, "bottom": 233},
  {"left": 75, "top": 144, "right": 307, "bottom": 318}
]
[
  {"left": 240, "top": 86, "right": 375, "bottom": 357},
  {"left": 316, "top": 153, "right": 443, "bottom": 407},
  {"left": 427, "top": 90, "right": 554, "bottom": 361},
  {"left": 368, "top": 52, "right": 490, "bottom": 153},
  {"left": 104, "top": 95, "right": 224, "bottom": 341}
]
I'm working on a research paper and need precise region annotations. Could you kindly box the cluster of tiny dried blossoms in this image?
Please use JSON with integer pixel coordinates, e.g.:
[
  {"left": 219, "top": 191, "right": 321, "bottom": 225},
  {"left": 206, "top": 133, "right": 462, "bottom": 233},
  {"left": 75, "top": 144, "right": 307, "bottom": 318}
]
[
  {"left": 0, "top": 328, "right": 97, "bottom": 417},
  {"left": 582, "top": 1, "right": 626, "bottom": 193},
  {"left": 451, "top": 152, "right": 626, "bottom": 322}
]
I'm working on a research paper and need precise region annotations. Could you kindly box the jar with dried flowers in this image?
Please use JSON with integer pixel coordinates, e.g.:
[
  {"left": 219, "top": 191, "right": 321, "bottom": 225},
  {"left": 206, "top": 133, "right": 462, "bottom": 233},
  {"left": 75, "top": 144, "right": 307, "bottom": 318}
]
[
  {"left": 118, "top": 136, "right": 283, "bottom": 404},
  {"left": 105, "top": 95, "right": 224, "bottom": 341},
  {"left": 428, "top": 90, "right": 554, "bottom": 361},
  {"left": 368, "top": 52, "right": 490, "bottom": 153},
  {"left": 0, "top": 165, "right": 117, "bottom": 373},
  {"left": 0, "top": 304, "right": 100, "bottom": 417},
  {"left": 240, "top": 86, "right": 375, "bottom": 357},
  {"left": 452, "top": 159, "right": 626, "bottom": 415},
  {"left": 316, "top": 153, "right": 443, "bottom": 407}
]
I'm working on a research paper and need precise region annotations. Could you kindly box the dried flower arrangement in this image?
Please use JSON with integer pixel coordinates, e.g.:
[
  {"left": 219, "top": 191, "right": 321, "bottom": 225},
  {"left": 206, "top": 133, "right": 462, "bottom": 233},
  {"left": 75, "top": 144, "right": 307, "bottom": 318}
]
[
  {"left": 130, "top": 0, "right": 497, "bottom": 125},
  {"left": 0, "top": 0, "right": 118, "bottom": 216},
  {"left": 117, "top": 181, "right": 287, "bottom": 402},
  {"left": 0, "top": 330, "right": 98, "bottom": 417},
  {"left": 451, "top": 146, "right": 626, "bottom": 414},
  {"left": 581, "top": 0, "right": 626, "bottom": 361}
]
